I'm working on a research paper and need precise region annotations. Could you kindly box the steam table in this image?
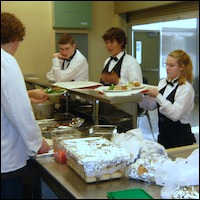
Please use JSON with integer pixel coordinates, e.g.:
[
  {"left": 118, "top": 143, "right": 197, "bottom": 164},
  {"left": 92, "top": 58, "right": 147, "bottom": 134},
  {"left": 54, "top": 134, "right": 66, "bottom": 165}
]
[{"left": 24, "top": 75, "right": 142, "bottom": 128}]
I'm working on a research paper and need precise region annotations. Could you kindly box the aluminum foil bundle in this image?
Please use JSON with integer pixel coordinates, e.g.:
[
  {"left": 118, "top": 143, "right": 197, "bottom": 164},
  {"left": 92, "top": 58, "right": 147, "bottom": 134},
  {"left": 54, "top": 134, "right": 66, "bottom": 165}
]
[
  {"left": 125, "top": 155, "right": 169, "bottom": 183},
  {"left": 172, "top": 186, "right": 199, "bottom": 199},
  {"left": 62, "top": 137, "right": 131, "bottom": 176},
  {"left": 139, "top": 140, "right": 168, "bottom": 158}
]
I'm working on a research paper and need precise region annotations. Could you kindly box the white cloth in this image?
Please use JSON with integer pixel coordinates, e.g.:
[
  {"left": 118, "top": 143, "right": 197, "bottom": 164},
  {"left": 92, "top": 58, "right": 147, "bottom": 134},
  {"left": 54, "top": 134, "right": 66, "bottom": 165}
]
[
  {"left": 1, "top": 48, "right": 43, "bottom": 173},
  {"left": 103, "top": 51, "right": 143, "bottom": 85},
  {"left": 139, "top": 78, "right": 195, "bottom": 124},
  {"left": 46, "top": 49, "right": 89, "bottom": 82},
  {"left": 155, "top": 148, "right": 199, "bottom": 187},
  {"left": 155, "top": 148, "right": 199, "bottom": 199},
  {"left": 112, "top": 128, "right": 167, "bottom": 164}
]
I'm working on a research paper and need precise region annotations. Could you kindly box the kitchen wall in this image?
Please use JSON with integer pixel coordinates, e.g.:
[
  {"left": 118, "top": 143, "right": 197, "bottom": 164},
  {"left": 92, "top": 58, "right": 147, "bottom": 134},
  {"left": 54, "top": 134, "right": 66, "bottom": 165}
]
[
  {"left": 114, "top": 1, "right": 181, "bottom": 14},
  {"left": 1, "top": 1, "right": 117, "bottom": 82},
  {"left": 2, "top": 1, "right": 197, "bottom": 83}
]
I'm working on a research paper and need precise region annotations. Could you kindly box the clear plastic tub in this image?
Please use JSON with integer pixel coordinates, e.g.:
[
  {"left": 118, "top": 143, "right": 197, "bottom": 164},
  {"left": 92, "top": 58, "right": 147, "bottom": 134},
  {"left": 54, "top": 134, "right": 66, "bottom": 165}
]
[
  {"left": 51, "top": 129, "right": 81, "bottom": 163},
  {"left": 89, "top": 125, "right": 117, "bottom": 140}
]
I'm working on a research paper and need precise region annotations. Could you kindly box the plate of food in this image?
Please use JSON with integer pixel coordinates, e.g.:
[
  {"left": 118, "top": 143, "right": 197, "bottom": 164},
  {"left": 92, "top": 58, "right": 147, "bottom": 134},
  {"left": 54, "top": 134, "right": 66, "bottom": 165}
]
[
  {"left": 44, "top": 87, "right": 67, "bottom": 97},
  {"left": 126, "top": 82, "right": 146, "bottom": 90},
  {"left": 103, "top": 84, "right": 132, "bottom": 92}
]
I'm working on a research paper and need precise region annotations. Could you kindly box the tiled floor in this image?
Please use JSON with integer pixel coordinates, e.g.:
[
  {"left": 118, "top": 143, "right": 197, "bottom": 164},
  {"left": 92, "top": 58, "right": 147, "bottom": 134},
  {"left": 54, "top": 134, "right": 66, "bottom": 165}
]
[{"left": 138, "top": 97, "right": 199, "bottom": 143}]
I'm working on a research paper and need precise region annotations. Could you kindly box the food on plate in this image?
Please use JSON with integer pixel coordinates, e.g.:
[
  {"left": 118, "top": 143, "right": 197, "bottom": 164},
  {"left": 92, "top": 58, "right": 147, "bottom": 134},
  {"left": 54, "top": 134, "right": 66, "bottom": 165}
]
[
  {"left": 108, "top": 84, "right": 115, "bottom": 90},
  {"left": 113, "top": 85, "right": 128, "bottom": 90},
  {"left": 44, "top": 87, "right": 66, "bottom": 94},
  {"left": 133, "top": 82, "right": 141, "bottom": 86},
  {"left": 108, "top": 84, "right": 128, "bottom": 90},
  {"left": 127, "top": 81, "right": 141, "bottom": 87}
]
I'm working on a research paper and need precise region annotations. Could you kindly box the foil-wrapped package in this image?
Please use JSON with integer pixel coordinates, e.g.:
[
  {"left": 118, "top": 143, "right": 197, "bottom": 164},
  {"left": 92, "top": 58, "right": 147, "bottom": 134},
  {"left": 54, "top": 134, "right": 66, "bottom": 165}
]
[
  {"left": 139, "top": 140, "right": 168, "bottom": 158},
  {"left": 125, "top": 156, "right": 169, "bottom": 183},
  {"left": 172, "top": 186, "right": 199, "bottom": 199},
  {"left": 61, "top": 137, "right": 131, "bottom": 177}
]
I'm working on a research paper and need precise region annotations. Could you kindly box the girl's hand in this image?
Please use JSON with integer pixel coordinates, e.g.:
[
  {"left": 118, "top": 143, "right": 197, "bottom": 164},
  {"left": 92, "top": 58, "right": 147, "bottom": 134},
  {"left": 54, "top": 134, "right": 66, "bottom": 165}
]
[{"left": 147, "top": 88, "right": 159, "bottom": 98}]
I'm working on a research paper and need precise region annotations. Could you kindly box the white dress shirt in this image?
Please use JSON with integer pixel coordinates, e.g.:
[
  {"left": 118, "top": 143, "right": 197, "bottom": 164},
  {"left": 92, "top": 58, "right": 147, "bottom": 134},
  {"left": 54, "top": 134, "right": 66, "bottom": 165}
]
[
  {"left": 1, "top": 48, "right": 43, "bottom": 173},
  {"left": 139, "top": 78, "right": 195, "bottom": 124},
  {"left": 103, "top": 51, "right": 143, "bottom": 85},
  {"left": 46, "top": 49, "right": 89, "bottom": 82}
]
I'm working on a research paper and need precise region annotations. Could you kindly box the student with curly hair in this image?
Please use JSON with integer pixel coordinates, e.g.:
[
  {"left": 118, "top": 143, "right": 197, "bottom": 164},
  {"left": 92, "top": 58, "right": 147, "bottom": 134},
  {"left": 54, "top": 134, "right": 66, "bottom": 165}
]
[
  {"left": 100, "top": 27, "right": 142, "bottom": 85},
  {"left": 1, "top": 12, "right": 50, "bottom": 199}
]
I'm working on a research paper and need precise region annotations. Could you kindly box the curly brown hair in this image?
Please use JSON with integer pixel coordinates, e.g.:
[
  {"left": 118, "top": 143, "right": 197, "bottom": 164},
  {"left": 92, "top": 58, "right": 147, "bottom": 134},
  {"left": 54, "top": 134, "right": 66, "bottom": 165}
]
[
  {"left": 102, "top": 27, "right": 127, "bottom": 49},
  {"left": 1, "top": 12, "right": 25, "bottom": 44}
]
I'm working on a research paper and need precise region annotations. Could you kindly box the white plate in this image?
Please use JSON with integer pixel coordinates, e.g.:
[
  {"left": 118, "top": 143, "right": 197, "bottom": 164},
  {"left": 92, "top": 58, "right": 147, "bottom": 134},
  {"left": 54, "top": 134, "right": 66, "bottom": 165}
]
[
  {"left": 128, "top": 85, "right": 146, "bottom": 90},
  {"left": 46, "top": 90, "right": 67, "bottom": 97},
  {"left": 103, "top": 88, "right": 132, "bottom": 92}
]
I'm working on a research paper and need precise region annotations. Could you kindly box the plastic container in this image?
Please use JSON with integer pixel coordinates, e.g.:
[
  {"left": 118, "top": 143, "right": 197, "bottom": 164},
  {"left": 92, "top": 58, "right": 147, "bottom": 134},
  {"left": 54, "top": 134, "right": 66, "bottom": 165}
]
[
  {"left": 107, "top": 188, "right": 153, "bottom": 199},
  {"left": 89, "top": 125, "right": 117, "bottom": 140},
  {"left": 51, "top": 129, "right": 81, "bottom": 163}
]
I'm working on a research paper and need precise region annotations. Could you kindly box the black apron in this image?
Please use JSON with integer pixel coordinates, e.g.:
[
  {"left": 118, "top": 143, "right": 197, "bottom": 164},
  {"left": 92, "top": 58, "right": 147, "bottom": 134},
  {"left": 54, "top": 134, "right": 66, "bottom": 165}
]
[
  {"left": 100, "top": 52, "right": 126, "bottom": 86},
  {"left": 99, "top": 51, "right": 133, "bottom": 132},
  {"left": 158, "top": 84, "right": 196, "bottom": 149}
]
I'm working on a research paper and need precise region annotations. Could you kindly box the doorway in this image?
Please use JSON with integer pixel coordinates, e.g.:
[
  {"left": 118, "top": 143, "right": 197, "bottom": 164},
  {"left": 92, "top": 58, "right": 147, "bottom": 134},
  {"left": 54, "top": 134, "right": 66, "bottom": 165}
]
[{"left": 133, "top": 31, "right": 160, "bottom": 85}]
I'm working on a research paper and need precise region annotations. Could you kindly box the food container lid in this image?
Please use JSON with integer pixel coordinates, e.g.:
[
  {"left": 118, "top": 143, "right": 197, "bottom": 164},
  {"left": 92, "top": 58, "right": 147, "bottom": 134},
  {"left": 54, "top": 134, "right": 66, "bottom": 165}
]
[
  {"left": 107, "top": 188, "right": 154, "bottom": 199},
  {"left": 89, "top": 125, "right": 117, "bottom": 138}
]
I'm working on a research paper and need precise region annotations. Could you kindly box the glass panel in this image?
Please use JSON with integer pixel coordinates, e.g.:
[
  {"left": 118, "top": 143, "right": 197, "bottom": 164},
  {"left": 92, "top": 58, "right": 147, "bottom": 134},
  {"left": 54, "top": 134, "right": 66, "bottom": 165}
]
[
  {"left": 131, "top": 18, "right": 199, "bottom": 96},
  {"left": 136, "top": 41, "right": 142, "bottom": 64}
]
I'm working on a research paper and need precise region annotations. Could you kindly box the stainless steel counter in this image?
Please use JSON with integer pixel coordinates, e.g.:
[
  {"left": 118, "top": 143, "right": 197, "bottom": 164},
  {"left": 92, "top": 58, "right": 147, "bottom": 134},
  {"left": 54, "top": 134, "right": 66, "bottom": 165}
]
[
  {"left": 32, "top": 156, "right": 162, "bottom": 199},
  {"left": 24, "top": 75, "right": 54, "bottom": 89},
  {"left": 68, "top": 88, "right": 141, "bottom": 127},
  {"left": 32, "top": 144, "right": 199, "bottom": 199}
]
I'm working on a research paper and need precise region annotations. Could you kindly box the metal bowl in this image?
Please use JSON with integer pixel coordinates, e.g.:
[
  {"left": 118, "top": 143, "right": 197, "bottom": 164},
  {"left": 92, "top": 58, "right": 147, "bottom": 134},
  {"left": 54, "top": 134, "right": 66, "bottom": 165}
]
[{"left": 32, "top": 100, "right": 55, "bottom": 120}]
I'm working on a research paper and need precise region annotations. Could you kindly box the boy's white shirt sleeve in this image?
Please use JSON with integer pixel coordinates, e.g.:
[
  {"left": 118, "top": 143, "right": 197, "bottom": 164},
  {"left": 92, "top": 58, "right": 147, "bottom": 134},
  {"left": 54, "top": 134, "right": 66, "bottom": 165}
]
[
  {"left": 1, "top": 49, "right": 43, "bottom": 171},
  {"left": 46, "top": 57, "right": 61, "bottom": 82}
]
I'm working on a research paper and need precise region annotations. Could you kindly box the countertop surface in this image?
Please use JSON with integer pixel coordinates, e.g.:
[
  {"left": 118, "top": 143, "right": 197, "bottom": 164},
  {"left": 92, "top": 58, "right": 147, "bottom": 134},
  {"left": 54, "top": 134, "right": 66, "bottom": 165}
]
[
  {"left": 33, "top": 140, "right": 198, "bottom": 199},
  {"left": 34, "top": 156, "right": 162, "bottom": 199}
]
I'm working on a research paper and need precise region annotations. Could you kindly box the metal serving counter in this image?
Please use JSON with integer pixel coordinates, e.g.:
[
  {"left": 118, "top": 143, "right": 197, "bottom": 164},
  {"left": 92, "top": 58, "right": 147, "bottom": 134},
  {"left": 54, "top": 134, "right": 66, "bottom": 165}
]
[
  {"left": 30, "top": 143, "right": 199, "bottom": 199},
  {"left": 32, "top": 156, "right": 162, "bottom": 199},
  {"left": 24, "top": 75, "right": 142, "bottom": 129},
  {"left": 24, "top": 75, "right": 54, "bottom": 89},
  {"left": 68, "top": 88, "right": 141, "bottom": 127},
  {"left": 29, "top": 138, "right": 198, "bottom": 199}
]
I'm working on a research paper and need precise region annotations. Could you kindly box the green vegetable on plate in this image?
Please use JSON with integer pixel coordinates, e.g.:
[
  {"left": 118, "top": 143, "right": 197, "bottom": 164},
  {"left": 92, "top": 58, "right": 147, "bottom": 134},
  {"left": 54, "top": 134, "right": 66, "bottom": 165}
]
[{"left": 108, "top": 84, "right": 115, "bottom": 90}]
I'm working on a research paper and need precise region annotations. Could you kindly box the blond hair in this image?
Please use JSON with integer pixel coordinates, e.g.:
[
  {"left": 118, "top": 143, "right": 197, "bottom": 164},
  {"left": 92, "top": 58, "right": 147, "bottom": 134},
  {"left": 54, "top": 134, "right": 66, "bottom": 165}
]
[{"left": 168, "top": 50, "right": 193, "bottom": 84}]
